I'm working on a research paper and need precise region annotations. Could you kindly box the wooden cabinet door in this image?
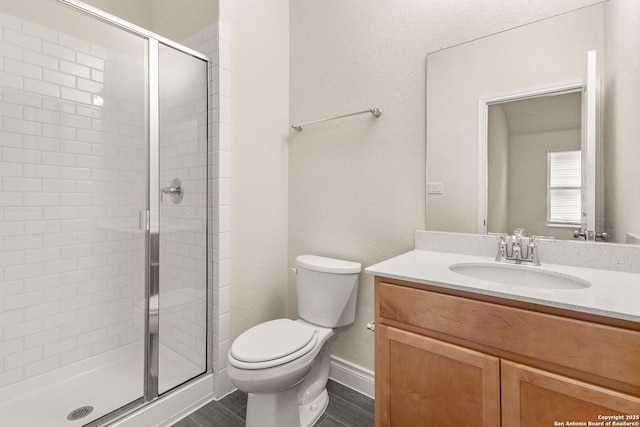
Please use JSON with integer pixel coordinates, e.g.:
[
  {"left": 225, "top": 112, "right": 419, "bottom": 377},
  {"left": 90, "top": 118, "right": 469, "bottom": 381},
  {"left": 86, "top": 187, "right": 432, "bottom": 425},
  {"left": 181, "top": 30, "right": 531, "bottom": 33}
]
[
  {"left": 376, "top": 325, "right": 500, "bottom": 427},
  {"left": 502, "top": 360, "right": 640, "bottom": 427}
]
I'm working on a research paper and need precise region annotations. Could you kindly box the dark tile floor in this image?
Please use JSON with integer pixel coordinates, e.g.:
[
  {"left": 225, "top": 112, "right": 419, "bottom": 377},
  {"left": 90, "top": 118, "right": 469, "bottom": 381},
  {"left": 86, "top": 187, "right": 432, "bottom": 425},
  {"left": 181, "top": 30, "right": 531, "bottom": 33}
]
[{"left": 172, "top": 380, "right": 374, "bottom": 427}]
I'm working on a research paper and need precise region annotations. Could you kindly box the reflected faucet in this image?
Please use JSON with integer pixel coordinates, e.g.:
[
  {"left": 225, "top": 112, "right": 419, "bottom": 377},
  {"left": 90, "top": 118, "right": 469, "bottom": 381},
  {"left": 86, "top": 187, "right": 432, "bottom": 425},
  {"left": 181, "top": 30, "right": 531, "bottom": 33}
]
[{"left": 495, "top": 228, "right": 545, "bottom": 266}]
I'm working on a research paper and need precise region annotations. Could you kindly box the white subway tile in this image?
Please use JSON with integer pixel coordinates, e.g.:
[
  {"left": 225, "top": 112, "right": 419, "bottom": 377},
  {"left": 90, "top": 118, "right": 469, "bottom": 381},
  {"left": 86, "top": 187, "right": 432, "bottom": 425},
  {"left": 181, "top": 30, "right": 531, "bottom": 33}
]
[
  {"left": 2, "top": 177, "right": 41, "bottom": 192},
  {"left": 77, "top": 129, "right": 103, "bottom": 144},
  {"left": 60, "top": 166, "right": 91, "bottom": 180},
  {"left": 61, "top": 317, "right": 92, "bottom": 339},
  {"left": 42, "top": 311, "right": 76, "bottom": 331},
  {"left": 24, "top": 50, "right": 59, "bottom": 71},
  {"left": 23, "top": 193, "right": 59, "bottom": 207},
  {"left": 3, "top": 88, "right": 42, "bottom": 108},
  {"left": 77, "top": 255, "right": 107, "bottom": 270},
  {"left": 59, "top": 269, "right": 92, "bottom": 286},
  {"left": 23, "top": 106, "right": 59, "bottom": 124},
  {"left": 0, "top": 41, "right": 22, "bottom": 60},
  {"left": 4, "top": 318, "right": 42, "bottom": 340},
  {"left": 4, "top": 58, "right": 42, "bottom": 80},
  {"left": 43, "top": 336, "right": 75, "bottom": 358},
  {"left": 91, "top": 69, "right": 104, "bottom": 83},
  {"left": 3, "top": 118, "right": 42, "bottom": 137},
  {"left": 0, "top": 221, "right": 25, "bottom": 237},
  {"left": 3, "top": 290, "right": 43, "bottom": 312},
  {"left": 60, "top": 345, "right": 91, "bottom": 366},
  {"left": 77, "top": 329, "right": 106, "bottom": 347},
  {"left": 43, "top": 258, "right": 77, "bottom": 275},
  {"left": 0, "top": 70, "right": 23, "bottom": 90},
  {"left": 0, "top": 280, "right": 23, "bottom": 298},
  {"left": 60, "top": 86, "right": 91, "bottom": 104},
  {"left": 0, "top": 367, "right": 24, "bottom": 389},
  {"left": 42, "top": 179, "right": 76, "bottom": 192},
  {"left": 43, "top": 284, "right": 76, "bottom": 302},
  {"left": 42, "top": 151, "right": 75, "bottom": 166},
  {"left": 24, "top": 301, "right": 63, "bottom": 320},
  {"left": 26, "top": 220, "right": 61, "bottom": 236},
  {"left": 60, "top": 193, "right": 91, "bottom": 206},
  {"left": 24, "top": 78, "right": 59, "bottom": 97},
  {"left": 23, "top": 135, "right": 59, "bottom": 153},
  {"left": 58, "top": 33, "right": 90, "bottom": 54},
  {"left": 23, "top": 164, "right": 60, "bottom": 179},
  {"left": 0, "top": 192, "right": 23, "bottom": 206},
  {"left": 91, "top": 335, "right": 120, "bottom": 354},
  {"left": 4, "top": 207, "right": 43, "bottom": 222},
  {"left": 43, "top": 206, "right": 76, "bottom": 220},
  {"left": 24, "top": 354, "right": 61, "bottom": 377},
  {"left": 5, "top": 347, "right": 42, "bottom": 370},
  {"left": 24, "top": 247, "right": 60, "bottom": 263},
  {"left": 42, "top": 40, "right": 75, "bottom": 62},
  {"left": 4, "top": 28, "right": 41, "bottom": 52},
  {"left": 0, "top": 335, "right": 23, "bottom": 357},
  {"left": 24, "top": 274, "right": 60, "bottom": 292},
  {"left": 76, "top": 51, "right": 105, "bottom": 71},
  {"left": 2, "top": 147, "right": 41, "bottom": 164},
  {"left": 0, "top": 102, "right": 23, "bottom": 121},
  {"left": 25, "top": 329, "right": 60, "bottom": 350},
  {"left": 60, "top": 140, "right": 92, "bottom": 155},
  {"left": 60, "top": 112, "right": 91, "bottom": 130},
  {"left": 4, "top": 234, "right": 43, "bottom": 251},
  {"left": 42, "top": 98, "right": 75, "bottom": 114}
]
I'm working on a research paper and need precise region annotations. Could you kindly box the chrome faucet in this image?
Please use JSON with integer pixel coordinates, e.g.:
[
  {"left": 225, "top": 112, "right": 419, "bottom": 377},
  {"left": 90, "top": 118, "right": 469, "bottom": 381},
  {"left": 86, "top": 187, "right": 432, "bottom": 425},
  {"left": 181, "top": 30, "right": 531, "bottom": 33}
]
[{"left": 495, "top": 228, "right": 542, "bottom": 266}]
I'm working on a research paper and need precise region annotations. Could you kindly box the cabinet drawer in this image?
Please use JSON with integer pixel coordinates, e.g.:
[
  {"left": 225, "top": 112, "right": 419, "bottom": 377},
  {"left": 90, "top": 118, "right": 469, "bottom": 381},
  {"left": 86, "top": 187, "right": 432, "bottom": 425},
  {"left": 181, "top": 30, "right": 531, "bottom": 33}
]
[{"left": 377, "top": 281, "right": 640, "bottom": 391}]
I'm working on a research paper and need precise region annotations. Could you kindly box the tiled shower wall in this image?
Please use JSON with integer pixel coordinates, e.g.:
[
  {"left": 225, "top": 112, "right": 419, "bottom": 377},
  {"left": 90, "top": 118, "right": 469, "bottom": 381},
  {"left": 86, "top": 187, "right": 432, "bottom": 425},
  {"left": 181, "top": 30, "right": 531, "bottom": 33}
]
[{"left": 0, "top": 10, "right": 148, "bottom": 387}]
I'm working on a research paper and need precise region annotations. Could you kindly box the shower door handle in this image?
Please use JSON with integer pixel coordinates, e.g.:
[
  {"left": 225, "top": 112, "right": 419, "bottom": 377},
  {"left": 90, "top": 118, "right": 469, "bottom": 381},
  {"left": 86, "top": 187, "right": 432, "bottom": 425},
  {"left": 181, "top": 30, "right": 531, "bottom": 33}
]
[{"left": 139, "top": 210, "right": 150, "bottom": 231}]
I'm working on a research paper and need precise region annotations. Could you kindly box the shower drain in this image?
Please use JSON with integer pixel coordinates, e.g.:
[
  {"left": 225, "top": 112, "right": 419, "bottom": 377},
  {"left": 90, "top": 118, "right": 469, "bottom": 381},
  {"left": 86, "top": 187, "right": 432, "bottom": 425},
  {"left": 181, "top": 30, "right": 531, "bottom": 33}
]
[{"left": 67, "top": 406, "right": 94, "bottom": 421}]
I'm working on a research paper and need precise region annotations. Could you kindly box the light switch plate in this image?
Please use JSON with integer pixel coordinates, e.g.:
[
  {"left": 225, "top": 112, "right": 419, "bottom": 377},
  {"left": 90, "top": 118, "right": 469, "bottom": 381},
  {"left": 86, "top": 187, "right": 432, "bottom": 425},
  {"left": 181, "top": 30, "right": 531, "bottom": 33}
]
[{"left": 426, "top": 182, "right": 443, "bottom": 194}]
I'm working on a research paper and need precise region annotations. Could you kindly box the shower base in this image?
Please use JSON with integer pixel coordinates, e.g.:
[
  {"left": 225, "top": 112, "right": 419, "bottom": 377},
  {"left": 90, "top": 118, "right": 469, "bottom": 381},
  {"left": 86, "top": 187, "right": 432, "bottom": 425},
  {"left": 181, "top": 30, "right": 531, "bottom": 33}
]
[{"left": 0, "top": 341, "right": 203, "bottom": 427}]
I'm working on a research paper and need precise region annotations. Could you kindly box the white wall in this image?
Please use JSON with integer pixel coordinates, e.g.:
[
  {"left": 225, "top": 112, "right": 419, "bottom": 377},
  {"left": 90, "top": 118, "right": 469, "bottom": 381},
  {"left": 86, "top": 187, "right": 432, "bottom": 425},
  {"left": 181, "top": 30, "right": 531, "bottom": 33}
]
[
  {"left": 289, "top": 0, "right": 602, "bottom": 374},
  {"left": 218, "top": 0, "right": 290, "bottom": 341},
  {"left": 603, "top": 0, "right": 640, "bottom": 243},
  {"left": 507, "top": 129, "right": 581, "bottom": 239},
  {"left": 487, "top": 105, "right": 509, "bottom": 233}
]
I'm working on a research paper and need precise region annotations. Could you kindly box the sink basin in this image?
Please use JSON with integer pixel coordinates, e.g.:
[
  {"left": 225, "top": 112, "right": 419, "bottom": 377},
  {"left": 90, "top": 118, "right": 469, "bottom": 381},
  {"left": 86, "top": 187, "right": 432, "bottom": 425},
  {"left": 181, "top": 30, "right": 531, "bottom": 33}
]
[{"left": 448, "top": 262, "right": 591, "bottom": 290}]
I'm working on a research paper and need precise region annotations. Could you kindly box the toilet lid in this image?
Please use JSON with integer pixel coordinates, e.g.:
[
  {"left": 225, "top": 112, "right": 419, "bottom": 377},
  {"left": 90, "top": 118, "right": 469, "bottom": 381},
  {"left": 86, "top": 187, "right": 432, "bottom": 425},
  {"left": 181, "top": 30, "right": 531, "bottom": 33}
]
[{"left": 230, "top": 319, "right": 317, "bottom": 367}]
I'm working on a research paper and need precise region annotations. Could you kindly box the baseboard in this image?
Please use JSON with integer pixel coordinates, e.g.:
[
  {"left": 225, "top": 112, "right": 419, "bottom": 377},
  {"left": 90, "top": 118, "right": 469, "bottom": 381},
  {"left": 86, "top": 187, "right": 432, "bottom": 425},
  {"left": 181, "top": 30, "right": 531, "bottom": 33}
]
[{"left": 329, "top": 356, "right": 375, "bottom": 399}]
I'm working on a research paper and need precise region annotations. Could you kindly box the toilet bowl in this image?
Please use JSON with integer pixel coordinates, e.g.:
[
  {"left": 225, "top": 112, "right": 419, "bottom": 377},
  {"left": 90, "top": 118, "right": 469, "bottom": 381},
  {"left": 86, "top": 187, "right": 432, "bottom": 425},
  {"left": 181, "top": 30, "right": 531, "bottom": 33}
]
[{"left": 227, "top": 255, "right": 361, "bottom": 427}]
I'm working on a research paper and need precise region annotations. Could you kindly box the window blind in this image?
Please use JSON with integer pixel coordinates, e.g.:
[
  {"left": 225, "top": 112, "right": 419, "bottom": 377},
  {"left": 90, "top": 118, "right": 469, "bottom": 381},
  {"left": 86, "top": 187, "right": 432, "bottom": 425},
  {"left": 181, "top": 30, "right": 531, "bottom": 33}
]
[{"left": 548, "top": 150, "right": 581, "bottom": 225}]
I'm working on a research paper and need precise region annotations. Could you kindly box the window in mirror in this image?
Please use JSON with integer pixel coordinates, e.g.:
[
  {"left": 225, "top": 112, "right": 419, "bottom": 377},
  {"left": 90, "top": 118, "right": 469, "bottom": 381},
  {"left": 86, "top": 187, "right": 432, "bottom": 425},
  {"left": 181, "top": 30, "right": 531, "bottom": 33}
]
[{"left": 548, "top": 149, "right": 581, "bottom": 226}]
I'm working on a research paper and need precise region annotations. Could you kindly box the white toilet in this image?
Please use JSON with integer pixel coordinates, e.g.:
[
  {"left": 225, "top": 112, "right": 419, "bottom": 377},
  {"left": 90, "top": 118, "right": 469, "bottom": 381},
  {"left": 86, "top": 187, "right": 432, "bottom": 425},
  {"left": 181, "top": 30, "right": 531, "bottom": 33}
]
[{"left": 227, "top": 255, "right": 361, "bottom": 427}]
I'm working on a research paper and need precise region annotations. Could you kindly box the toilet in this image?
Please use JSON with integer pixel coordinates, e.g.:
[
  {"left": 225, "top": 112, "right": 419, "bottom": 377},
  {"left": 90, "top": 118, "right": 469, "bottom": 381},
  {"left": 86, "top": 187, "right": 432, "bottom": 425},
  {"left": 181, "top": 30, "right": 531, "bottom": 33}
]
[{"left": 227, "top": 255, "right": 361, "bottom": 427}]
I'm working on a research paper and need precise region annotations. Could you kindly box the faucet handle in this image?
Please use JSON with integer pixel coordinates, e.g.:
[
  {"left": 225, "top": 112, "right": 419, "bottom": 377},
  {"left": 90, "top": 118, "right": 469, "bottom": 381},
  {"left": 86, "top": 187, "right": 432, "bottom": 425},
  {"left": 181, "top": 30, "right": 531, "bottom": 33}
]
[{"left": 513, "top": 228, "right": 526, "bottom": 237}]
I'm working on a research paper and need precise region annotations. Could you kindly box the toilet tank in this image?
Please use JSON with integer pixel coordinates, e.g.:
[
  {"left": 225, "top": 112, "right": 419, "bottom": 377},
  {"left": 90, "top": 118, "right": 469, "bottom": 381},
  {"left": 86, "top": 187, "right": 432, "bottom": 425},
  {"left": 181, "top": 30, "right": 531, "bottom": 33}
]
[{"left": 295, "top": 255, "right": 361, "bottom": 328}]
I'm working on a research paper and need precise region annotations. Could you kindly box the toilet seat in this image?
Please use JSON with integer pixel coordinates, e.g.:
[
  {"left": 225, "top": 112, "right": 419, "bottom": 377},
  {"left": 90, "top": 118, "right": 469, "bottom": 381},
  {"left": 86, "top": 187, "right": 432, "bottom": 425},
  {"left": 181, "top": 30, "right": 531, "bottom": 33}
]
[{"left": 229, "top": 319, "right": 318, "bottom": 370}]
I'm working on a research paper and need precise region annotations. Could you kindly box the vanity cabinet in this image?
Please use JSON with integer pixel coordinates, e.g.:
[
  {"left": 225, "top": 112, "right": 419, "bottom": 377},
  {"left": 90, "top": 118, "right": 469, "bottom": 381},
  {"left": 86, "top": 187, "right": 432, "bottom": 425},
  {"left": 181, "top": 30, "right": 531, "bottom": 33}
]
[{"left": 374, "top": 278, "right": 640, "bottom": 427}]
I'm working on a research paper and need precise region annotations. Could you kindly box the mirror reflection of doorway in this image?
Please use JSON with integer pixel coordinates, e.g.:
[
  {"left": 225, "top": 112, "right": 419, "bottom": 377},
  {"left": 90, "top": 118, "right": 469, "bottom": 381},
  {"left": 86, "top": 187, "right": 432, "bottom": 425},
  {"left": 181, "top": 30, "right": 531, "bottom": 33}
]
[{"left": 487, "top": 91, "right": 583, "bottom": 240}]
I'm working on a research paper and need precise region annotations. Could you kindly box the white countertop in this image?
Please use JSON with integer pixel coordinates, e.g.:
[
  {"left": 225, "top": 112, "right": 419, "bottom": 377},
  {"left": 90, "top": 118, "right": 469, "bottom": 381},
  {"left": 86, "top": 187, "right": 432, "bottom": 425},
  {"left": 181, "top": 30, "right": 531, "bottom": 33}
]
[{"left": 365, "top": 250, "right": 640, "bottom": 323}]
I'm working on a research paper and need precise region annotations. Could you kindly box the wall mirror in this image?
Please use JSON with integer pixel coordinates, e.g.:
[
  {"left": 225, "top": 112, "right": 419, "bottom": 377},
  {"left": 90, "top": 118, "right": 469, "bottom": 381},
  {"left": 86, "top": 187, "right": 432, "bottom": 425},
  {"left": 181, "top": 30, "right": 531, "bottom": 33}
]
[{"left": 426, "top": 0, "right": 640, "bottom": 244}]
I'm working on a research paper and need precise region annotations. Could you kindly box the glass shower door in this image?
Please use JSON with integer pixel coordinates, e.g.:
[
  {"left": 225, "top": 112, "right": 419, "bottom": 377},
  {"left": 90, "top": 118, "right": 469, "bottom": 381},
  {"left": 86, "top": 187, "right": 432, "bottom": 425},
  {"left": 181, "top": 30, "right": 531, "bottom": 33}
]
[
  {"left": 0, "top": 1, "right": 147, "bottom": 425},
  {"left": 157, "top": 43, "right": 208, "bottom": 394}
]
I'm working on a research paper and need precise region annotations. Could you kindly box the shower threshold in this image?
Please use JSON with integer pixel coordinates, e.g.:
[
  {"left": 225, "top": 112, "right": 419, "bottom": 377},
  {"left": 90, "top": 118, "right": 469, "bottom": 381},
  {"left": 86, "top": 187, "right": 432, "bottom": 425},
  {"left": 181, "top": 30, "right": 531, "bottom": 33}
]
[{"left": 0, "top": 341, "right": 202, "bottom": 427}]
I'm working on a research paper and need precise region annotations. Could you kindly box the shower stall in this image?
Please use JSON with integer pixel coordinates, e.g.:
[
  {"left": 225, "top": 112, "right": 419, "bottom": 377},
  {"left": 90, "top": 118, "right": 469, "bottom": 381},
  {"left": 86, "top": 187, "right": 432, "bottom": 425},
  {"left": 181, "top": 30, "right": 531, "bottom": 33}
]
[{"left": 0, "top": 1, "right": 211, "bottom": 425}]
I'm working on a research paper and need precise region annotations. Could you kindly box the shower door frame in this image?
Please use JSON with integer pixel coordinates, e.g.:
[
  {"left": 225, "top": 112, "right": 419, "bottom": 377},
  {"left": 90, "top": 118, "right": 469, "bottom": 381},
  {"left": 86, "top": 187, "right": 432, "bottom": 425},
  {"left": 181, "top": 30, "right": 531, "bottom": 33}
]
[{"left": 54, "top": 0, "right": 212, "bottom": 424}]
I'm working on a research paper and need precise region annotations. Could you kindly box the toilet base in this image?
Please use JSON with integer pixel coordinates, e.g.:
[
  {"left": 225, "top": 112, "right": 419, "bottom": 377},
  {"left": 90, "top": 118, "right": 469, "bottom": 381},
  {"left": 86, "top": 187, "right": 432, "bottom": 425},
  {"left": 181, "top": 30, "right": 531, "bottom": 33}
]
[
  {"left": 246, "top": 387, "right": 300, "bottom": 427},
  {"left": 299, "top": 388, "right": 329, "bottom": 427}
]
